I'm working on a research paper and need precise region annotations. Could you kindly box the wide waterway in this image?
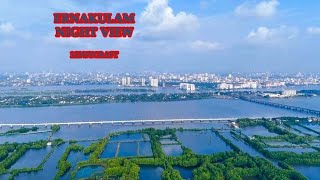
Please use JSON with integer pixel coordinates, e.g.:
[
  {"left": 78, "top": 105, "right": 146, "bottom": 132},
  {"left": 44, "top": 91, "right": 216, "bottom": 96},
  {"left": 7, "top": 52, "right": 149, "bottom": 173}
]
[{"left": 0, "top": 99, "right": 305, "bottom": 123}]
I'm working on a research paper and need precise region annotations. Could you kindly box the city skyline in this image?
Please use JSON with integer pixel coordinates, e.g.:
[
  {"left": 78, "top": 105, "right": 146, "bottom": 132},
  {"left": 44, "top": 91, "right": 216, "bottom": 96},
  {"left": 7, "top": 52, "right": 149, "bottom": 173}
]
[{"left": 0, "top": 0, "right": 320, "bottom": 72}]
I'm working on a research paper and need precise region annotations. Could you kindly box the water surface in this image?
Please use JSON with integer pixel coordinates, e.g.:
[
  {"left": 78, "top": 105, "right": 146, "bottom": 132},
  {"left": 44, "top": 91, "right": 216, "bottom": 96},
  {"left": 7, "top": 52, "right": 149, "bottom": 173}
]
[
  {"left": 139, "top": 166, "right": 163, "bottom": 180},
  {"left": 75, "top": 165, "right": 104, "bottom": 179},
  {"left": 176, "top": 131, "right": 232, "bottom": 155},
  {"left": 162, "top": 145, "right": 183, "bottom": 156},
  {"left": 294, "top": 165, "right": 320, "bottom": 180},
  {"left": 241, "top": 126, "right": 278, "bottom": 137}
]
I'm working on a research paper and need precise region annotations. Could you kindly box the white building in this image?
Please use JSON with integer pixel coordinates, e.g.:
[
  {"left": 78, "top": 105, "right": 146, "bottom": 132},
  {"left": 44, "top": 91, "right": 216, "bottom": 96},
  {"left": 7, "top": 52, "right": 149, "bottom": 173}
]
[
  {"left": 141, "top": 78, "right": 146, "bottom": 86},
  {"left": 187, "top": 84, "right": 196, "bottom": 91},
  {"left": 217, "top": 83, "right": 233, "bottom": 90},
  {"left": 282, "top": 90, "right": 297, "bottom": 97},
  {"left": 179, "top": 83, "right": 196, "bottom": 92},
  {"left": 121, "top": 77, "right": 131, "bottom": 86},
  {"left": 150, "top": 78, "right": 159, "bottom": 87},
  {"left": 180, "top": 83, "right": 189, "bottom": 89}
]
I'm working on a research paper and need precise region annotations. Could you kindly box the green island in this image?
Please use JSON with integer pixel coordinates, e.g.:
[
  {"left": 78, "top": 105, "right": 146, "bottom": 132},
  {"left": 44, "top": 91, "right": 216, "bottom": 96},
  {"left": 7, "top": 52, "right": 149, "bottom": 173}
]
[
  {"left": 0, "top": 127, "right": 39, "bottom": 136},
  {"left": 0, "top": 92, "right": 220, "bottom": 108}
]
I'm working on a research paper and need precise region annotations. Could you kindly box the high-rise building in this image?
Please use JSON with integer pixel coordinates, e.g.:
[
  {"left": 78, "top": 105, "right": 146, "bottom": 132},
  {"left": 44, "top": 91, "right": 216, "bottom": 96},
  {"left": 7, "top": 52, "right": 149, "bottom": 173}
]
[
  {"left": 121, "top": 77, "right": 126, "bottom": 86},
  {"left": 150, "top": 78, "right": 159, "bottom": 87},
  {"left": 121, "top": 77, "right": 131, "bottom": 86},
  {"left": 187, "top": 84, "right": 196, "bottom": 92},
  {"left": 141, "top": 78, "right": 146, "bottom": 86},
  {"left": 179, "top": 83, "right": 196, "bottom": 92}
]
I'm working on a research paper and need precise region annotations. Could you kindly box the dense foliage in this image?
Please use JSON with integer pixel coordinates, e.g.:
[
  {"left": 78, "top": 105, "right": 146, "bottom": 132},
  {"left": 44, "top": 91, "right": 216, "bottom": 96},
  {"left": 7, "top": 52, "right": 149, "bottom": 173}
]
[
  {"left": 69, "top": 128, "right": 307, "bottom": 180},
  {"left": 235, "top": 119, "right": 320, "bottom": 166},
  {"left": 51, "top": 125, "right": 61, "bottom": 133},
  {"left": 0, "top": 127, "right": 39, "bottom": 136},
  {"left": 0, "top": 92, "right": 219, "bottom": 108},
  {"left": 55, "top": 144, "right": 84, "bottom": 179}
]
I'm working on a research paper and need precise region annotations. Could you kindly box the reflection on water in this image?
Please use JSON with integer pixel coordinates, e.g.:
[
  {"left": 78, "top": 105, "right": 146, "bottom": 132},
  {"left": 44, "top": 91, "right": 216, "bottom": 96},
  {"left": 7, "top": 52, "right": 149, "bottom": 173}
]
[
  {"left": 118, "top": 142, "right": 138, "bottom": 157},
  {"left": 61, "top": 141, "right": 93, "bottom": 180},
  {"left": 265, "top": 96, "right": 320, "bottom": 111},
  {"left": 160, "top": 139, "right": 178, "bottom": 145},
  {"left": 139, "top": 142, "right": 153, "bottom": 156},
  {"left": 294, "top": 165, "right": 320, "bottom": 180},
  {"left": 265, "top": 147, "right": 316, "bottom": 154},
  {"left": 220, "top": 132, "right": 279, "bottom": 167},
  {"left": 0, "top": 131, "right": 50, "bottom": 144},
  {"left": 173, "top": 166, "right": 193, "bottom": 180},
  {"left": 241, "top": 126, "right": 278, "bottom": 137},
  {"left": 14, "top": 143, "right": 69, "bottom": 180},
  {"left": 291, "top": 125, "right": 319, "bottom": 136},
  {"left": 75, "top": 165, "right": 104, "bottom": 179},
  {"left": 0, "top": 99, "right": 305, "bottom": 123},
  {"left": 303, "top": 124, "right": 320, "bottom": 133},
  {"left": 10, "top": 147, "right": 51, "bottom": 170},
  {"left": 110, "top": 133, "right": 145, "bottom": 142},
  {"left": 139, "top": 166, "right": 163, "bottom": 180},
  {"left": 100, "top": 143, "right": 117, "bottom": 158},
  {"left": 177, "top": 130, "right": 232, "bottom": 155},
  {"left": 162, "top": 144, "right": 183, "bottom": 156}
]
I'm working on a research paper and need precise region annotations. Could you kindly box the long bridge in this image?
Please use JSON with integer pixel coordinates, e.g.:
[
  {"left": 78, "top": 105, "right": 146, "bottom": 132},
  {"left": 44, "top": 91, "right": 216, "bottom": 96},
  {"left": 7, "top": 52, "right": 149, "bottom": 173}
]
[
  {"left": 0, "top": 117, "right": 246, "bottom": 128},
  {"left": 239, "top": 96, "right": 320, "bottom": 117}
]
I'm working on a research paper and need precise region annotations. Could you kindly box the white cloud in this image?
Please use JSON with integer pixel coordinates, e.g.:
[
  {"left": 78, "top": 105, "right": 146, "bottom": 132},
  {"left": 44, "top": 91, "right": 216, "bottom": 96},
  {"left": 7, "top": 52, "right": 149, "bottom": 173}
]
[
  {"left": 307, "top": 27, "right": 320, "bottom": 35},
  {"left": 0, "top": 22, "right": 31, "bottom": 40},
  {"left": 138, "top": 0, "right": 199, "bottom": 39},
  {"left": 246, "top": 26, "right": 298, "bottom": 44},
  {"left": 191, "top": 40, "right": 223, "bottom": 51},
  {"left": 235, "top": 0, "right": 279, "bottom": 18},
  {"left": 0, "top": 22, "right": 15, "bottom": 33}
]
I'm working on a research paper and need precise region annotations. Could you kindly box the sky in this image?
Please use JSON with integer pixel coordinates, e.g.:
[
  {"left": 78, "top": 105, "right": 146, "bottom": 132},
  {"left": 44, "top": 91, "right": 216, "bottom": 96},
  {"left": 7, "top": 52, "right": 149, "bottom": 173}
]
[{"left": 0, "top": 0, "right": 319, "bottom": 73}]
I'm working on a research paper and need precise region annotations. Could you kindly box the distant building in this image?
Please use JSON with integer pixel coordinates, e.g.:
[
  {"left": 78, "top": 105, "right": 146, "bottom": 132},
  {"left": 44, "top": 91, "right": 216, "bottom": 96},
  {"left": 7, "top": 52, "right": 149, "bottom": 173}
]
[
  {"left": 218, "top": 82, "right": 258, "bottom": 89},
  {"left": 121, "top": 77, "right": 131, "bottom": 86},
  {"left": 263, "top": 90, "right": 297, "bottom": 98},
  {"left": 187, "top": 84, "right": 196, "bottom": 91},
  {"left": 162, "top": 81, "right": 166, "bottom": 87},
  {"left": 150, "top": 78, "right": 159, "bottom": 87},
  {"left": 141, "top": 78, "right": 146, "bottom": 86},
  {"left": 282, "top": 90, "right": 297, "bottom": 97},
  {"left": 180, "top": 83, "right": 196, "bottom": 92},
  {"left": 217, "top": 83, "right": 233, "bottom": 90}
]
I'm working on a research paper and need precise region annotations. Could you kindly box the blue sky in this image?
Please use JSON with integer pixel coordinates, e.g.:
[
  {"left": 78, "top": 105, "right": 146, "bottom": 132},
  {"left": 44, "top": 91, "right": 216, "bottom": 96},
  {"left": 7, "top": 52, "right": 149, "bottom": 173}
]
[{"left": 0, "top": 0, "right": 319, "bottom": 73}]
